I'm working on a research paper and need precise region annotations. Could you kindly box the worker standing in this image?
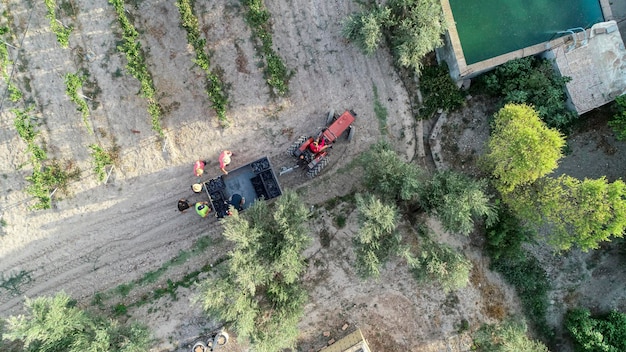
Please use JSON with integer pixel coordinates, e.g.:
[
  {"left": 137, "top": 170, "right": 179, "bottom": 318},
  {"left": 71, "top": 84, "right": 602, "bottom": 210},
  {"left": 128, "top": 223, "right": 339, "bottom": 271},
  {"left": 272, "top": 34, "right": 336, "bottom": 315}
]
[{"left": 219, "top": 150, "right": 233, "bottom": 175}]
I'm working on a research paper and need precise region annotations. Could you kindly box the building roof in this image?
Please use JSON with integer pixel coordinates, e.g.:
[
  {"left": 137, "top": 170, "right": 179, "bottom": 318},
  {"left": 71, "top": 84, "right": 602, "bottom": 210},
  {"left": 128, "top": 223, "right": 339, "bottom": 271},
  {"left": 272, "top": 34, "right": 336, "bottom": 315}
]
[
  {"left": 319, "top": 329, "right": 371, "bottom": 352},
  {"left": 551, "top": 21, "right": 626, "bottom": 114}
]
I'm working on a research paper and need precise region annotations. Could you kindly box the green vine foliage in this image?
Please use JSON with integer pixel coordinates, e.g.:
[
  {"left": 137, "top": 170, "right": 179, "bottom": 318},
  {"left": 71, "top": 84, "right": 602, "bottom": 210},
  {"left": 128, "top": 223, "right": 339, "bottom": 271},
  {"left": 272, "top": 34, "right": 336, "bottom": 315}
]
[
  {"left": 13, "top": 108, "right": 80, "bottom": 209},
  {"left": 242, "top": 0, "right": 290, "bottom": 96},
  {"left": 1, "top": 25, "right": 22, "bottom": 103},
  {"left": 44, "top": 0, "right": 73, "bottom": 48},
  {"left": 64, "top": 72, "right": 92, "bottom": 132},
  {"left": 109, "top": 0, "right": 164, "bottom": 136},
  {"left": 7, "top": 83, "right": 21, "bottom": 102},
  {"left": 175, "top": 0, "right": 229, "bottom": 126},
  {"left": 26, "top": 161, "right": 81, "bottom": 210},
  {"left": 89, "top": 144, "right": 115, "bottom": 182}
]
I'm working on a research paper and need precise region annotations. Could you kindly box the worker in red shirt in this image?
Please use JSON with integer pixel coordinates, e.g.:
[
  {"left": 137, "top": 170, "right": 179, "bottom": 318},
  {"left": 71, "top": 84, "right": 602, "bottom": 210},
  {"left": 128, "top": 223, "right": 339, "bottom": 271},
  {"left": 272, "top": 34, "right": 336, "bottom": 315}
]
[
  {"left": 193, "top": 160, "right": 206, "bottom": 177},
  {"left": 219, "top": 150, "right": 233, "bottom": 175},
  {"left": 309, "top": 137, "right": 328, "bottom": 153}
]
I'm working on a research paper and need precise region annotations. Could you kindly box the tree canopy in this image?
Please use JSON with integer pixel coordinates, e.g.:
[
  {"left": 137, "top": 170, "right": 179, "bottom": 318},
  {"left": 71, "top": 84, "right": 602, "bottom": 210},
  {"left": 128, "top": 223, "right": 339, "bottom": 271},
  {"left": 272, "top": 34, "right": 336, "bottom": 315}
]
[
  {"left": 198, "top": 191, "right": 310, "bottom": 352},
  {"left": 360, "top": 140, "right": 424, "bottom": 202},
  {"left": 565, "top": 308, "right": 626, "bottom": 352},
  {"left": 353, "top": 193, "right": 401, "bottom": 279},
  {"left": 419, "top": 170, "right": 497, "bottom": 235},
  {"left": 342, "top": 0, "right": 447, "bottom": 73},
  {"left": 485, "top": 103, "right": 565, "bottom": 194},
  {"left": 3, "top": 292, "right": 151, "bottom": 352},
  {"left": 511, "top": 175, "right": 626, "bottom": 251}
]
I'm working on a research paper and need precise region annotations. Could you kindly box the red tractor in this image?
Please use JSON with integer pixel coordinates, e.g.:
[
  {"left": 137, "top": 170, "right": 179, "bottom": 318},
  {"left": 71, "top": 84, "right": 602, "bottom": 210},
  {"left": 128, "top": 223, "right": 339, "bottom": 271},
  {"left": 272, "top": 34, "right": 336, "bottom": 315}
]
[{"left": 287, "top": 110, "right": 356, "bottom": 178}]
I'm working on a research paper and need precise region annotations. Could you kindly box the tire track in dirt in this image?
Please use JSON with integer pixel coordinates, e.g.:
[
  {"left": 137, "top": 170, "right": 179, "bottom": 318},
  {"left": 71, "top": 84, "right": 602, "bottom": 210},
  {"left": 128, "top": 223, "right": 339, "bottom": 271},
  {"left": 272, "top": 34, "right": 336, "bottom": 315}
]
[{"left": 0, "top": 170, "right": 221, "bottom": 313}]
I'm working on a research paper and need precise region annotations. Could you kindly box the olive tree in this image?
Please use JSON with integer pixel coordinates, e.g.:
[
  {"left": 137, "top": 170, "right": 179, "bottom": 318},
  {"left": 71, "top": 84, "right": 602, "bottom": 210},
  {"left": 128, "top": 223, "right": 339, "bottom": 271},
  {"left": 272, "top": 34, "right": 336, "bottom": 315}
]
[
  {"left": 3, "top": 292, "right": 151, "bottom": 352},
  {"left": 419, "top": 170, "right": 497, "bottom": 235},
  {"left": 342, "top": 5, "right": 391, "bottom": 55},
  {"left": 360, "top": 140, "right": 423, "bottom": 202},
  {"left": 353, "top": 193, "right": 401, "bottom": 279},
  {"left": 198, "top": 191, "right": 310, "bottom": 352},
  {"left": 343, "top": 0, "right": 447, "bottom": 73}
]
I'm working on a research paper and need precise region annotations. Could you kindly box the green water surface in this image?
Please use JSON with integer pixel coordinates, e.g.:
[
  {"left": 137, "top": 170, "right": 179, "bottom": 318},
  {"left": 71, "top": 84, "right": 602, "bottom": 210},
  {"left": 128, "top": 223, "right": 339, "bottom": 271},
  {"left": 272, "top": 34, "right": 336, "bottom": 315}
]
[{"left": 449, "top": 0, "right": 604, "bottom": 64}]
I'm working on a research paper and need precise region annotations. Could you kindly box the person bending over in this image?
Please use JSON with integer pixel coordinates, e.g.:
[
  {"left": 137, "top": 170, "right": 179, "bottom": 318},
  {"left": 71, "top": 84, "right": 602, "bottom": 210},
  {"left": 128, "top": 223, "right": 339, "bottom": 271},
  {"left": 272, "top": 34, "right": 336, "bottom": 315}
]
[{"left": 195, "top": 201, "right": 211, "bottom": 218}]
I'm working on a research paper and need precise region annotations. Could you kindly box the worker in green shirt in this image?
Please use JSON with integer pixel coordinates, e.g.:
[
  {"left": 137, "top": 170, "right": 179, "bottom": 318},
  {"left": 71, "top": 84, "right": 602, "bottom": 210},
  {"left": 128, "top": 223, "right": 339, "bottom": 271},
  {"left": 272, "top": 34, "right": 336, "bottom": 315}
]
[{"left": 195, "top": 201, "right": 211, "bottom": 218}]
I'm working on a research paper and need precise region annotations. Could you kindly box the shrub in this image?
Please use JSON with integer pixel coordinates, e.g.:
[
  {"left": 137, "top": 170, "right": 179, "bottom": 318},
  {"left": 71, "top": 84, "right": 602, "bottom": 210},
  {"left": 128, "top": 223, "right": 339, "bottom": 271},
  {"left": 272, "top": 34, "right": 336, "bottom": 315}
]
[
  {"left": 485, "top": 206, "right": 532, "bottom": 261},
  {"left": 481, "top": 56, "right": 575, "bottom": 130},
  {"left": 490, "top": 253, "right": 550, "bottom": 335},
  {"left": 420, "top": 62, "right": 466, "bottom": 118},
  {"left": 608, "top": 95, "right": 626, "bottom": 140},
  {"left": 473, "top": 318, "right": 549, "bottom": 352},
  {"left": 565, "top": 308, "right": 626, "bottom": 352},
  {"left": 405, "top": 237, "right": 471, "bottom": 293},
  {"left": 484, "top": 205, "right": 552, "bottom": 336}
]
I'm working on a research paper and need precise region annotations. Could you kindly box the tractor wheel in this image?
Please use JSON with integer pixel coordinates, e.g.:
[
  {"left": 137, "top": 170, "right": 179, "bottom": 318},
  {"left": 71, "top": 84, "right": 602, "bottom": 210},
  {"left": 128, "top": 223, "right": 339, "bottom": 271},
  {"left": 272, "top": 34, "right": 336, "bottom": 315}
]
[
  {"left": 347, "top": 125, "right": 355, "bottom": 142},
  {"left": 326, "top": 110, "right": 335, "bottom": 126},
  {"left": 307, "top": 156, "right": 329, "bottom": 179},
  {"left": 287, "top": 135, "right": 308, "bottom": 156}
]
